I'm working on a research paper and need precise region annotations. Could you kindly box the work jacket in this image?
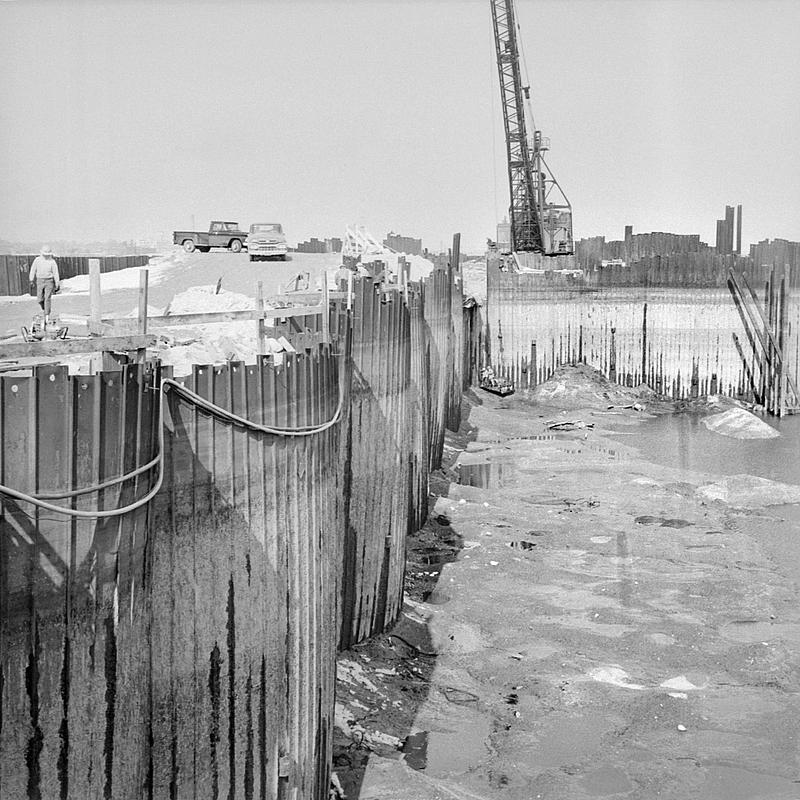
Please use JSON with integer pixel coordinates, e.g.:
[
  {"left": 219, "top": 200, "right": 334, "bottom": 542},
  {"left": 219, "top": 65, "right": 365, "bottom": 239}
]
[{"left": 29, "top": 256, "right": 61, "bottom": 286}]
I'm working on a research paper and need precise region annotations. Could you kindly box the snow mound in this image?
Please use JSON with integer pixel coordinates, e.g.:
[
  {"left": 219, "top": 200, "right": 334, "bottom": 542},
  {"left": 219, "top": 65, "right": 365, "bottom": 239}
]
[
  {"left": 697, "top": 475, "right": 800, "bottom": 508},
  {"left": 461, "top": 259, "right": 487, "bottom": 304},
  {"left": 529, "top": 364, "right": 655, "bottom": 410},
  {"left": 703, "top": 408, "right": 779, "bottom": 439},
  {"left": 165, "top": 285, "right": 254, "bottom": 315},
  {"left": 60, "top": 258, "right": 172, "bottom": 294}
]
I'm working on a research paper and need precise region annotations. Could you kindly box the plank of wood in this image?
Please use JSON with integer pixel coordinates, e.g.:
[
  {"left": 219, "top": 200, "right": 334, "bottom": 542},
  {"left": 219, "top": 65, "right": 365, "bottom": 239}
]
[
  {"left": 0, "top": 334, "right": 156, "bottom": 359},
  {"left": 0, "top": 358, "right": 60, "bottom": 373},
  {"left": 102, "top": 305, "right": 329, "bottom": 331},
  {"left": 103, "top": 309, "right": 257, "bottom": 327}
]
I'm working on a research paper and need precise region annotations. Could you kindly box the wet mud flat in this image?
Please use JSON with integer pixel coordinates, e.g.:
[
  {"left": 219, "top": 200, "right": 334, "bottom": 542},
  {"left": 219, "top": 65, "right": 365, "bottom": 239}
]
[{"left": 334, "top": 374, "right": 800, "bottom": 800}]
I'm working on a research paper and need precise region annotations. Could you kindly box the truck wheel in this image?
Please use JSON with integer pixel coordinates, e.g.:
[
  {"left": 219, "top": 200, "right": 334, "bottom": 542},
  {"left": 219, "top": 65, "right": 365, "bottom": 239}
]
[
  {"left": 230, "top": 239, "right": 243, "bottom": 253},
  {"left": 183, "top": 240, "right": 196, "bottom": 253}
]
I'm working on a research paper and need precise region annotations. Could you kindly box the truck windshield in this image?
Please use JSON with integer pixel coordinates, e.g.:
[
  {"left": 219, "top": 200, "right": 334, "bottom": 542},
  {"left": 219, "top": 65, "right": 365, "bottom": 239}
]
[{"left": 251, "top": 224, "right": 283, "bottom": 234}]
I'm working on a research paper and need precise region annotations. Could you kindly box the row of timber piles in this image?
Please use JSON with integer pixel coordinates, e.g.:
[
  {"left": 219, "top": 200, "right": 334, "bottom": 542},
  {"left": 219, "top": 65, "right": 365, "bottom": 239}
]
[
  {"left": 486, "top": 254, "right": 800, "bottom": 410},
  {"left": 283, "top": 264, "right": 464, "bottom": 647},
  {"left": 0, "top": 254, "right": 151, "bottom": 296},
  {"left": 727, "top": 265, "right": 799, "bottom": 416},
  {"left": 0, "top": 267, "right": 465, "bottom": 799}
]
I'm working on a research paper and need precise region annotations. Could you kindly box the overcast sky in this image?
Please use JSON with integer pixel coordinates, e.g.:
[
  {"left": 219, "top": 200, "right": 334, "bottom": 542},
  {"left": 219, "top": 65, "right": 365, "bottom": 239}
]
[{"left": 1, "top": 0, "right": 798, "bottom": 253}]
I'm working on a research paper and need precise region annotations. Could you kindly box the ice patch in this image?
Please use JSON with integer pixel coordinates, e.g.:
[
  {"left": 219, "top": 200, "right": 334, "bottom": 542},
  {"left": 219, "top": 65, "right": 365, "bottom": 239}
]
[
  {"left": 587, "top": 665, "right": 646, "bottom": 690},
  {"left": 703, "top": 408, "right": 779, "bottom": 440},
  {"left": 336, "top": 659, "right": 381, "bottom": 694},
  {"left": 697, "top": 475, "right": 800, "bottom": 508},
  {"left": 660, "top": 675, "right": 706, "bottom": 691}
]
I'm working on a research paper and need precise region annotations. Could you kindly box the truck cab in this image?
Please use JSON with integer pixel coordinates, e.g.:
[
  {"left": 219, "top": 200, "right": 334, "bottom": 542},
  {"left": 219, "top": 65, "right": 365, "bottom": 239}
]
[
  {"left": 248, "top": 223, "right": 288, "bottom": 261},
  {"left": 208, "top": 221, "right": 246, "bottom": 252},
  {"left": 173, "top": 221, "right": 247, "bottom": 253}
]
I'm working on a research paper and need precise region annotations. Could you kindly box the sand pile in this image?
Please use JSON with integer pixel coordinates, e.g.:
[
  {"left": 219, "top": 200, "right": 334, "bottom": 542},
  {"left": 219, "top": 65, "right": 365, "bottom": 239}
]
[{"left": 528, "top": 364, "right": 656, "bottom": 410}]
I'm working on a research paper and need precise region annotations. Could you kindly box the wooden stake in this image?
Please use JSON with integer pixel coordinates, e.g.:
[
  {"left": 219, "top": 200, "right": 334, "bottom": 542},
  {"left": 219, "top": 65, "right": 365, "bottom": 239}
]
[
  {"left": 138, "top": 269, "right": 149, "bottom": 335},
  {"left": 347, "top": 270, "right": 353, "bottom": 312},
  {"left": 256, "top": 280, "right": 266, "bottom": 354},
  {"left": 89, "top": 258, "right": 101, "bottom": 328},
  {"left": 321, "top": 270, "right": 330, "bottom": 342},
  {"left": 641, "top": 302, "right": 648, "bottom": 386}
]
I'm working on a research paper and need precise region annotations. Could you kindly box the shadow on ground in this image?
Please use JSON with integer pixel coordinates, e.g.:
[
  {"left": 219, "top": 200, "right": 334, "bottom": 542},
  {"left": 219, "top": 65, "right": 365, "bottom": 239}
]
[{"left": 332, "top": 390, "right": 481, "bottom": 798}]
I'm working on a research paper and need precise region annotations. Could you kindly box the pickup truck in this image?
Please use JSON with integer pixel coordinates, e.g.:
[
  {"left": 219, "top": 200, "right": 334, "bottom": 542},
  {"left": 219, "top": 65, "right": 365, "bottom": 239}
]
[
  {"left": 173, "top": 221, "right": 248, "bottom": 253},
  {"left": 248, "top": 223, "right": 288, "bottom": 261}
]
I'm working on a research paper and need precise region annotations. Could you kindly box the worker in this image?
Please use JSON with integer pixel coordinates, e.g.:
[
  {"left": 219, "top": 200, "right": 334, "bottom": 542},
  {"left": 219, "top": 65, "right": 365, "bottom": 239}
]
[
  {"left": 29, "top": 245, "right": 61, "bottom": 324},
  {"left": 334, "top": 264, "right": 351, "bottom": 291}
]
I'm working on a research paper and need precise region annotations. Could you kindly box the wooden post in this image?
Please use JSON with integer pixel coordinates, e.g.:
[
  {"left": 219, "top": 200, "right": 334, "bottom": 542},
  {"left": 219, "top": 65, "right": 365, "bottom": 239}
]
[
  {"left": 256, "top": 280, "right": 266, "bottom": 355},
  {"left": 321, "top": 270, "right": 330, "bottom": 342},
  {"left": 138, "top": 269, "right": 149, "bottom": 335},
  {"left": 451, "top": 233, "right": 461, "bottom": 275},
  {"left": 609, "top": 327, "right": 617, "bottom": 383},
  {"left": 641, "top": 302, "right": 648, "bottom": 386},
  {"left": 530, "top": 341, "right": 537, "bottom": 387},
  {"left": 691, "top": 359, "right": 699, "bottom": 399},
  {"left": 346, "top": 269, "right": 353, "bottom": 312},
  {"left": 89, "top": 258, "right": 101, "bottom": 329},
  {"left": 776, "top": 270, "right": 787, "bottom": 416}
]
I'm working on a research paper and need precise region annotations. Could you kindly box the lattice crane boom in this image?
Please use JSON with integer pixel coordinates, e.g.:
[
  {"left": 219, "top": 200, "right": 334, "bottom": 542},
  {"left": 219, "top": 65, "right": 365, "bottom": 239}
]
[{"left": 490, "top": 0, "right": 573, "bottom": 256}]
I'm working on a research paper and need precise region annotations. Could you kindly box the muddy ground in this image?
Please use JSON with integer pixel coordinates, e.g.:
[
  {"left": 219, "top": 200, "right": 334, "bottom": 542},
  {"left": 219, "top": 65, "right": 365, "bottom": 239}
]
[{"left": 333, "top": 367, "right": 800, "bottom": 800}]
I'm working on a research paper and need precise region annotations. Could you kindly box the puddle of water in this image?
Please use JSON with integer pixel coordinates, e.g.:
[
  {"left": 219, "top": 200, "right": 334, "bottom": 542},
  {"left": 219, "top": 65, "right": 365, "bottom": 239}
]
[
  {"left": 515, "top": 434, "right": 622, "bottom": 459},
  {"left": 412, "top": 546, "right": 459, "bottom": 566},
  {"left": 610, "top": 413, "right": 800, "bottom": 486},
  {"left": 581, "top": 765, "right": 633, "bottom": 797},
  {"left": 720, "top": 620, "right": 800, "bottom": 644},
  {"left": 403, "top": 720, "right": 489, "bottom": 776},
  {"left": 401, "top": 731, "right": 428, "bottom": 770},
  {"left": 422, "top": 589, "right": 451, "bottom": 605},
  {"left": 507, "top": 540, "right": 537, "bottom": 551},
  {"left": 699, "top": 764, "right": 800, "bottom": 800},
  {"left": 634, "top": 515, "right": 693, "bottom": 528},
  {"left": 521, "top": 714, "right": 610, "bottom": 772},
  {"left": 457, "top": 461, "right": 512, "bottom": 489}
]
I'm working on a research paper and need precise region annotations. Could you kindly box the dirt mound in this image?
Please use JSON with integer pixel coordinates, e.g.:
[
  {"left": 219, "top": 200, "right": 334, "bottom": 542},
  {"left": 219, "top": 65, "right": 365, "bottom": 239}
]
[{"left": 528, "top": 364, "right": 656, "bottom": 410}]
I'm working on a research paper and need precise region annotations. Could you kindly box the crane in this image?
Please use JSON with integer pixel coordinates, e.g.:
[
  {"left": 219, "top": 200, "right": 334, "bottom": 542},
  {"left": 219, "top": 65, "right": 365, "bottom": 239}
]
[{"left": 490, "top": 0, "right": 573, "bottom": 256}]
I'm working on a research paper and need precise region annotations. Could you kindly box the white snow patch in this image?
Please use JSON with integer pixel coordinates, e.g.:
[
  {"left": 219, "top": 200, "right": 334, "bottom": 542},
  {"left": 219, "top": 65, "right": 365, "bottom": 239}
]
[
  {"left": 588, "top": 665, "right": 646, "bottom": 690},
  {"left": 703, "top": 408, "right": 779, "bottom": 440},
  {"left": 697, "top": 475, "right": 800, "bottom": 508},
  {"left": 164, "top": 285, "right": 254, "bottom": 315},
  {"left": 336, "top": 659, "right": 381, "bottom": 694},
  {"left": 0, "top": 293, "right": 33, "bottom": 303},
  {"left": 333, "top": 702, "right": 401, "bottom": 749},
  {"left": 59, "top": 259, "right": 173, "bottom": 295},
  {"left": 660, "top": 675, "right": 706, "bottom": 691}
]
